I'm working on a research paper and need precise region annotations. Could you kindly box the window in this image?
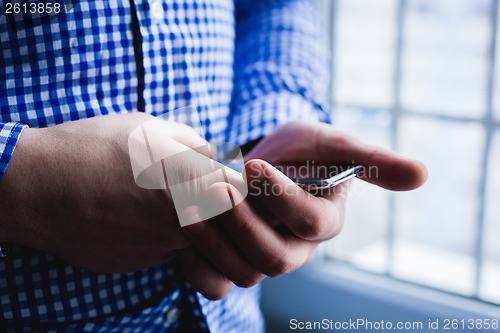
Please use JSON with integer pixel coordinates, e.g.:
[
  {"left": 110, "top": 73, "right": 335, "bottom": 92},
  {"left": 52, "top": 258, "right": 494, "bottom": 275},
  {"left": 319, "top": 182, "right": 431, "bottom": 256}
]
[{"left": 324, "top": 0, "right": 500, "bottom": 305}]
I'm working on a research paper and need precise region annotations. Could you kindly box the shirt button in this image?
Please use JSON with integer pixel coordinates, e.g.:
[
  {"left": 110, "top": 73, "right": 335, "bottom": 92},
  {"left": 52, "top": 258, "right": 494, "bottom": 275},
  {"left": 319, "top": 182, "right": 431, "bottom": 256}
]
[
  {"left": 151, "top": 0, "right": 164, "bottom": 20},
  {"left": 70, "top": 38, "right": 78, "bottom": 48},
  {"left": 165, "top": 307, "right": 181, "bottom": 324}
]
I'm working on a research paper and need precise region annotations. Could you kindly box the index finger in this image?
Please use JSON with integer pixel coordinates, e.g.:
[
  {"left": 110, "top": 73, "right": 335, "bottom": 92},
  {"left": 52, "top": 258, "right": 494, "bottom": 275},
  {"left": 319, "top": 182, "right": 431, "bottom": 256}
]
[
  {"left": 317, "top": 131, "right": 428, "bottom": 191},
  {"left": 288, "top": 124, "right": 428, "bottom": 191}
]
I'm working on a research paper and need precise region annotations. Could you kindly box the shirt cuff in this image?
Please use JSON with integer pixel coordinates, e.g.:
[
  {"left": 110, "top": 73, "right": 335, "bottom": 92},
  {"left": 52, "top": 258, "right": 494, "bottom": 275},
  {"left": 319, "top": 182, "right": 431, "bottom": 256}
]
[
  {"left": 0, "top": 122, "right": 29, "bottom": 181},
  {"left": 228, "top": 92, "right": 331, "bottom": 147}
]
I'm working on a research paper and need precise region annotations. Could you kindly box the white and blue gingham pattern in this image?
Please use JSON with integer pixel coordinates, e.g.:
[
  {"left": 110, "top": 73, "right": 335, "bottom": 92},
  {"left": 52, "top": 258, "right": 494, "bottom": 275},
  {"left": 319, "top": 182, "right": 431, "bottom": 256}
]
[
  {"left": 0, "top": 122, "right": 26, "bottom": 177},
  {"left": 0, "top": 0, "right": 330, "bottom": 331}
]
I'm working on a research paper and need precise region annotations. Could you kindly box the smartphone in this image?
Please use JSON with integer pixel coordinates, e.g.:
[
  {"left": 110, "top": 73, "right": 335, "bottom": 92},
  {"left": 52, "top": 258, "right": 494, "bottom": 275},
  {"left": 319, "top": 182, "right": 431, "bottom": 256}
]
[
  {"left": 225, "top": 161, "right": 363, "bottom": 192},
  {"left": 288, "top": 164, "right": 363, "bottom": 191}
]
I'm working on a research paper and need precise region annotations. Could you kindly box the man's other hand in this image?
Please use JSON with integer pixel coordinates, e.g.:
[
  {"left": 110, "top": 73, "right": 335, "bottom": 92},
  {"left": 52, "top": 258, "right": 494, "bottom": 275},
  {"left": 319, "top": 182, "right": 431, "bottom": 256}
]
[{"left": 180, "top": 121, "right": 427, "bottom": 300}]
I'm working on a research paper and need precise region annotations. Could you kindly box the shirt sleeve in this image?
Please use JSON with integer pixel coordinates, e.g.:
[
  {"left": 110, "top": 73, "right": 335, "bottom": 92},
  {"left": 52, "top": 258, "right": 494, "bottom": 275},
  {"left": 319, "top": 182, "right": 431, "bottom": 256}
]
[
  {"left": 228, "top": 0, "right": 332, "bottom": 146},
  {"left": 0, "top": 122, "right": 28, "bottom": 181}
]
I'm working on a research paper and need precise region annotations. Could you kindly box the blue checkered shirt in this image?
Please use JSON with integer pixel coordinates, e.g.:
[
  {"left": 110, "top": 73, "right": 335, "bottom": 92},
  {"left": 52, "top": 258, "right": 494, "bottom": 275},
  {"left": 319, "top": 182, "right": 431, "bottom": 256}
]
[{"left": 0, "top": 0, "right": 330, "bottom": 331}]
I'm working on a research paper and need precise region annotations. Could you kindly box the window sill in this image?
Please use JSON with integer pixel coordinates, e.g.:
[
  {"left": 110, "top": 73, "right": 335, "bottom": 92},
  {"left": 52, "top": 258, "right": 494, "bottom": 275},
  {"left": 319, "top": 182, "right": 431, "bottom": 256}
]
[{"left": 261, "top": 259, "right": 500, "bottom": 333}]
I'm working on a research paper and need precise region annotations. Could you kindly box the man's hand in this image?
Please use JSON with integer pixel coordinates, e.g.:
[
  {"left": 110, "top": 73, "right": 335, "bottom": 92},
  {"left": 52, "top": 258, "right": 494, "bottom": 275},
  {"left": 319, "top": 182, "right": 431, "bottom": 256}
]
[
  {"left": 0, "top": 117, "right": 426, "bottom": 300},
  {"left": 245, "top": 121, "right": 428, "bottom": 190},
  {"left": 179, "top": 121, "right": 427, "bottom": 300},
  {"left": 0, "top": 113, "right": 210, "bottom": 273}
]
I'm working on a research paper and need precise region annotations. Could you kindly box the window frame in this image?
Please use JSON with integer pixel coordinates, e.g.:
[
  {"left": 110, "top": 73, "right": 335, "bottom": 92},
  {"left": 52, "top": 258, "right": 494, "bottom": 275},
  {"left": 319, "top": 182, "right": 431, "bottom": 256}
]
[
  {"left": 262, "top": 2, "right": 500, "bottom": 330},
  {"left": 323, "top": 0, "right": 500, "bottom": 301}
]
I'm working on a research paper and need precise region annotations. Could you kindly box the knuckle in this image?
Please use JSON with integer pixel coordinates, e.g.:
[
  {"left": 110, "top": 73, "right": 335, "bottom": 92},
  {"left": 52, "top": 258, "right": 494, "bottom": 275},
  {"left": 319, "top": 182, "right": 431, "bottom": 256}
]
[
  {"left": 230, "top": 215, "right": 257, "bottom": 238},
  {"left": 297, "top": 213, "right": 330, "bottom": 240},
  {"left": 233, "top": 270, "right": 264, "bottom": 288},
  {"left": 266, "top": 250, "right": 296, "bottom": 277},
  {"left": 274, "top": 257, "right": 295, "bottom": 277},
  {"left": 330, "top": 130, "right": 355, "bottom": 148},
  {"left": 334, "top": 135, "right": 352, "bottom": 148},
  {"left": 330, "top": 219, "right": 344, "bottom": 238},
  {"left": 206, "top": 292, "right": 225, "bottom": 301},
  {"left": 366, "top": 148, "right": 385, "bottom": 165},
  {"left": 205, "top": 282, "right": 233, "bottom": 300},
  {"left": 326, "top": 206, "right": 345, "bottom": 238}
]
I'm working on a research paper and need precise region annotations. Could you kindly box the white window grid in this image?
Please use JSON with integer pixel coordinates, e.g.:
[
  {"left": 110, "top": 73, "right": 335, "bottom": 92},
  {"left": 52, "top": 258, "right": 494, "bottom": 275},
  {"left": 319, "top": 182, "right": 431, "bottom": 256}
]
[{"left": 323, "top": 0, "right": 499, "bottom": 305}]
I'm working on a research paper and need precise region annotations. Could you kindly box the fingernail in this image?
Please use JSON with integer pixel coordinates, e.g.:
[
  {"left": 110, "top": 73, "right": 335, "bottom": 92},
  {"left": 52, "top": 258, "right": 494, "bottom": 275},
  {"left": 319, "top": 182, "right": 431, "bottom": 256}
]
[
  {"left": 252, "top": 160, "right": 270, "bottom": 180},
  {"left": 182, "top": 214, "right": 204, "bottom": 229}
]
